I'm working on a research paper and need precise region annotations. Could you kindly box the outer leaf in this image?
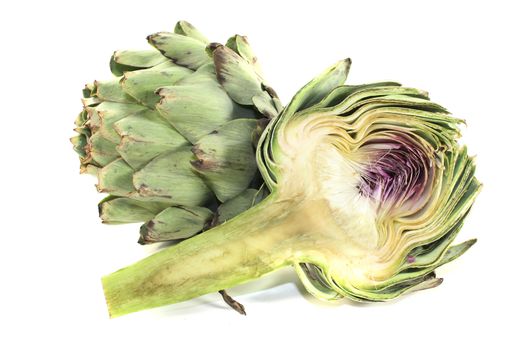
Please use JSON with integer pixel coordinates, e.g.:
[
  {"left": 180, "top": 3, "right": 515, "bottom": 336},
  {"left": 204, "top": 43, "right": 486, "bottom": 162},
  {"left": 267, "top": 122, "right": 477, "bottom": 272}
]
[
  {"left": 174, "top": 20, "right": 209, "bottom": 44},
  {"left": 92, "top": 102, "right": 147, "bottom": 143},
  {"left": 97, "top": 158, "right": 135, "bottom": 196},
  {"left": 217, "top": 188, "right": 266, "bottom": 223},
  {"left": 110, "top": 50, "right": 168, "bottom": 76},
  {"left": 114, "top": 110, "right": 189, "bottom": 169},
  {"left": 99, "top": 197, "right": 170, "bottom": 224},
  {"left": 192, "top": 119, "right": 258, "bottom": 202},
  {"left": 155, "top": 74, "right": 240, "bottom": 143},
  {"left": 283, "top": 58, "right": 351, "bottom": 117},
  {"left": 252, "top": 94, "right": 279, "bottom": 119},
  {"left": 139, "top": 206, "right": 213, "bottom": 244},
  {"left": 147, "top": 32, "right": 210, "bottom": 70},
  {"left": 213, "top": 45, "right": 268, "bottom": 106},
  {"left": 88, "top": 132, "right": 119, "bottom": 167},
  {"left": 121, "top": 62, "right": 192, "bottom": 108},
  {"left": 225, "top": 35, "right": 263, "bottom": 77},
  {"left": 132, "top": 147, "right": 212, "bottom": 206},
  {"left": 93, "top": 80, "right": 136, "bottom": 104}
]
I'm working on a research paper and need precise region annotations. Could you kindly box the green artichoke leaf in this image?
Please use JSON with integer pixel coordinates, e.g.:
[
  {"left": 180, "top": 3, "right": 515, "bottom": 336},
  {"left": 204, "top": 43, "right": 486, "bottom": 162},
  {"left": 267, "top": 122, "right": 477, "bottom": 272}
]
[
  {"left": 174, "top": 20, "right": 209, "bottom": 44},
  {"left": 90, "top": 102, "right": 148, "bottom": 144},
  {"left": 110, "top": 49, "right": 169, "bottom": 76},
  {"left": 113, "top": 109, "right": 189, "bottom": 169},
  {"left": 87, "top": 132, "right": 120, "bottom": 167},
  {"left": 74, "top": 109, "right": 89, "bottom": 129},
  {"left": 217, "top": 187, "right": 267, "bottom": 223},
  {"left": 225, "top": 34, "right": 263, "bottom": 78},
  {"left": 132, "top": 146, "right": 213, "bottom": 206},
  {"left": 213, "top": 45, "right": 270, "bottom": 106},
  {"left": 155, "top": 74, "right": 242, "bottom": 144},
  {"left": 312, "top": 82, "right": 402, "bottom": 109},
  {"left": 71, "top": 134, "right": 87, "bottom": 159},
  {"left": 98, "top": 197, "right": 171, "bottom": 224},
  {"left": 355, "top": 238, "right": 478, "bottom": 300},
  {"left": 139, "top": 205, "right": 214, "bottom": 244},
  {"left": 92, "top": 79, "right": 136, "bottom": 104},
  {"left": 97, "top": 158, "right": 135, "bottom": 196},
  {"left": 438, "top": 239, "right": 478, "bottom": 266},
  {"left": 191, "top": 119, "right": 258, "bottom": 202},
  {"left": 332, "top": 87, "right": 431, "bottom": 115},
  {"left": 252, "top": 94, "right": 279, "bottom": 119},
  {"left": 120, "top": 62, "right": 193, "bottom": 108},
  {"left": 281, "top": 58, "right": 351, "bottom": 118},
  {"left": 147, "top": 32, "right": 210, "bottom": 70}
]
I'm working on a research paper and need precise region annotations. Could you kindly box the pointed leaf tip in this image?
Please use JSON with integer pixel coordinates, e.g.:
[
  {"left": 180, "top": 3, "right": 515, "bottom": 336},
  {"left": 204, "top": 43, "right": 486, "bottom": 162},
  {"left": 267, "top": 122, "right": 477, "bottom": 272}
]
[
  {"left": 147, "top": 32, "right": 210, "bottom": 70},
  {"left": 329, "top": 58, "right": 352, "bottom": 80},
  {"left": 213, "top": 45, "right": 265, "bottom": 105},
  {"left": 467, "top": 238, "right": 478, "bottom": 246},
  {"left": 174, "top": 20, "right": 209, "bottom": 44},
  {"left": 282, "top": 57, "right": 352, "bottom": 116}
]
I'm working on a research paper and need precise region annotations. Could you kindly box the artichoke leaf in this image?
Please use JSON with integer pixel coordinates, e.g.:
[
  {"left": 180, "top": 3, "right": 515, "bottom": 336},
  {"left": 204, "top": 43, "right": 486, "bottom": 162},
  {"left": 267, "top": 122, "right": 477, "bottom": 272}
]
[
  {"left": 121, "top": 62, "right": 192, "bottom": 108},
  {"left": 114, "top": 109, "right": 189, "bottom": 169},
  {"left": 139, "top": 205, "right": 214, "bottom": 244},
  {"left": 217, "top": 187, "right": 267, "bottom": 223},
  {"left": 147, "top": 32, "right": 210, "bottom": 70},
  {"left": 155, "top": 77, "right": 240, "bottom": 144},
  {"left": 174, "top": 20, "right": 209, "bottom": 44},
  {"left": 132, "top": 147, "right": 213, "bottom": 206},
  {"left": 110, "top": 49, "right": 169, "bottom": 76},
  {"left": 191, "top": 119, "right": 258, "bottom": 202},
  {"left": 213, "top": 44, "right": 270, "bottom": 106},
  {"left": 99, "top": 197, "right": 171, "bottom": 224}
]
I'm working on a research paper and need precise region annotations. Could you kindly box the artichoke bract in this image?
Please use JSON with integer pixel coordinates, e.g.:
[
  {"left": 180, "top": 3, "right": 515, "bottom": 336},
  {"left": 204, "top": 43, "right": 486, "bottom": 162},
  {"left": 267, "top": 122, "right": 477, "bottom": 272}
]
[
  {"left": 100, "top": 56, "right": 480, "bottom": 317},
  {"left": 71, "top": 21, "right": 280, "bottom": 244}
]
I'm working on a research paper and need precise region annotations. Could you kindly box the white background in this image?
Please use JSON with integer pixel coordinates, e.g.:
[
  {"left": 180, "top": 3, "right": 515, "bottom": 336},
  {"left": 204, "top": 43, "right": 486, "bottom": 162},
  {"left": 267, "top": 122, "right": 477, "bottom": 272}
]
[{"left": 1, "top": 0, "right": 523, "bottom": 349}]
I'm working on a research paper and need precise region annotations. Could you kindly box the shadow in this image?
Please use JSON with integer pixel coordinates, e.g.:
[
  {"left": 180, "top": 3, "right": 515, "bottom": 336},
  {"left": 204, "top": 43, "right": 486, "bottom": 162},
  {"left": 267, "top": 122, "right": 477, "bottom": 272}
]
[
  {"left": 227, "top": 268, "right": 299, "bottom": 298},
  {"left": 159, "top": 269, "right": 302, "bottom": 316},
  {"left": 147, "top": 267, "right": 400, "bottom": 318},
  {"left": 141, "top": 239, "right": 182, "bottom": 255}
]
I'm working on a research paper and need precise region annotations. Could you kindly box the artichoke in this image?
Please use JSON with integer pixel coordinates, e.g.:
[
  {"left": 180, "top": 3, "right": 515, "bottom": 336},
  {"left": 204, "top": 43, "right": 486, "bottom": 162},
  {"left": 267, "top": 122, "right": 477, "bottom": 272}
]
[
  {"left": 99, "top": 57, "right": 481, "bottom": 317},
  {"left": 71, "top": 21, "right": 280, "bottom": 244}
]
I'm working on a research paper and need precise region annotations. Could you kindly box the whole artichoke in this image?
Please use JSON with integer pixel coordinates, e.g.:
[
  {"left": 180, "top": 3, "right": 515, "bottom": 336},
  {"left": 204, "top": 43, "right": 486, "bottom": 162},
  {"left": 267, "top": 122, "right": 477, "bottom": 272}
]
[{"left": 71, "top": 21, "right": 280, "bottom": 243}]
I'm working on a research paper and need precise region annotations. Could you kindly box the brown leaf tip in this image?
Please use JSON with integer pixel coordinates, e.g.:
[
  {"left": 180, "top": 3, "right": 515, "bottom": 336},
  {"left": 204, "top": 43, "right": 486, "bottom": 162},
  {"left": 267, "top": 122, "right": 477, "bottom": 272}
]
[{"left": 191, "top": 159, "right": 219, "bottom": 171}]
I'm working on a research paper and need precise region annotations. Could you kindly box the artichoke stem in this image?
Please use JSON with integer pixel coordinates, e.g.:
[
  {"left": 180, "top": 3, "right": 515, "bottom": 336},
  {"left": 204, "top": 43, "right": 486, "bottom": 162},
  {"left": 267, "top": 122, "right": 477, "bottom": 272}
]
[{"left": 102, "top": 194, "right": 298, "bottom": 318}]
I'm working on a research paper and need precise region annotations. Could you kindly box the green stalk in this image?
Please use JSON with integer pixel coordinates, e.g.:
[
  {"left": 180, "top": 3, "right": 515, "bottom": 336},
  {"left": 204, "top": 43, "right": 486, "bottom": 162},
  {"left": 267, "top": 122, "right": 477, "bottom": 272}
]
[{"left": 102, "top": 194, "right": 306, "bottom": 317}]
